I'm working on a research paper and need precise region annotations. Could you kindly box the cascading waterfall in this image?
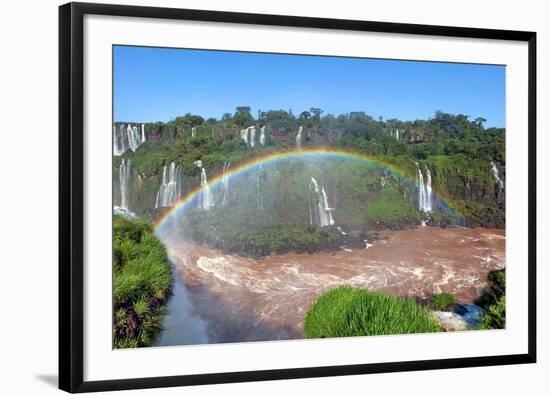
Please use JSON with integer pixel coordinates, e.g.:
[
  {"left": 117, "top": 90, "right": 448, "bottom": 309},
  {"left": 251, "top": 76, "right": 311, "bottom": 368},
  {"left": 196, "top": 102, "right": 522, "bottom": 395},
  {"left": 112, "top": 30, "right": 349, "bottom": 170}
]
[
  {"left": 191, "top": 127, "right": 196, "bottom": 138},
  {"left": 113, "top": 124, "right": 126, "bottom": 156},
  {"left": 114, "top": 123, "right": 146, "bottom": 155},
  {"left": 240, "top": 128, "right": 249, "bottom": 145},
  {"left": 119, "top": 159, "right": 131, "bottom": 210},
  {"left": 491, "top": 161, "right": 504, "bottom": 190},
  {"left": 390, "top": 129, "right": 400, "bottom": 140},
  {"left": 259, "top": 126, "right": 266, "bottom": 146},
  {"left": 200, "top": 168, "right": 214, "bottom": 210},
  {"left": 309, "top": 177, "right": 335, "bottom": 227},
  {"left": 221, "top": 162, "right": 231, "bottom": 206},
  {"left": 296, "top": 126, "right": 303, "bottom": 148},
  {"left": 155, "top": 162, "right": 182, "bottom": 208},
  {"left": 141, "top": 124, "right": 146, "bottom": 143},
  {"left": 127, "top": 124, "right": 141, "bottom": 152},
  {"left": 416, "top": 163, "right": 433, "bottom": 213},
  {"left": 249, "top": 126, "right": 256, "bottom": 148},
  {"left": 240, "top": 126, "right": 257, "bottom": 147},
  {"left": 425, "top": 167, "right": 433, "bottom": 212}
]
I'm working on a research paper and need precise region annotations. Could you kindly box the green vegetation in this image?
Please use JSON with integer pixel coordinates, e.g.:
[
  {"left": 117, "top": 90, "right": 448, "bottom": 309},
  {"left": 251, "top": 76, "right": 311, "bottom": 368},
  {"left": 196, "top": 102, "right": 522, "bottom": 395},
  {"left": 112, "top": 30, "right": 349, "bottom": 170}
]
[
  {"left": 365, "top": 186, "right": 420, "bottom": 226},
  {"left": 304, "top": 286, "right": 441, "bottom": 338},
  {"left": 431, "top": 293, "right": 455, "bottom": 311},
  {"left": 183, "top": 208, "right": 342, "bottom": 257},
  {"left": 476, "top": 269, "right": 505, "bottom": 309},
  {"left": 113, "top": 215, "right": 172, "bottom": 348},
  {"left": 116, "top": 108, "right": 505, "bottom": 228},
  {"left": 476, "top": 269, "right": 506, "bottom": 329},
  {"left": 478, "top": 296, "right": 506, "bottom": 329}
]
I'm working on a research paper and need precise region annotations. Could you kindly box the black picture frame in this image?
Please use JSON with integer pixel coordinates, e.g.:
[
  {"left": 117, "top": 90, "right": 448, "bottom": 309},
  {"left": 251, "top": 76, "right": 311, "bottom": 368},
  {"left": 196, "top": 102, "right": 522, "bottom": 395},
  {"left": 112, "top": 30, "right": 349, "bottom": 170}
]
[{"left": 59, "top": 2, "right": 537, "bottom": 393}]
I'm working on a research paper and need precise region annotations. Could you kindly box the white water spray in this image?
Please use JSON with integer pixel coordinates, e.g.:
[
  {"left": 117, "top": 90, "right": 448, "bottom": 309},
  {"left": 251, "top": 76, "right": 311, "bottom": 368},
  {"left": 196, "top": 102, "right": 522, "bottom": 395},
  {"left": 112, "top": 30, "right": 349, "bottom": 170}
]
[
  {"left": 141, "top": 124, "right": 146, "bottom": 143},
  {"left": 193, "top": 160, "right": 203, "bottom": 169},
  {"left": 240, "top": 128, "right": 249, "bottom": 145},
  {"left": 249, "top": 126, "right": 256, "bottom": 148},
  {"left": 155, "top": 162, "right": 182, "bottom": 208},
  {"left": 490, "top": 162, "right": 504, "bottom": 190},
  {"left": 259, "top": 126, "right": 266, "bottom": 146},
  {"left": 119, "top": 159, "right": 131, "bottom": 210},
  {"left": 416, "top": 163, "right": 433, "bottom": 213},
  {"left": 296, "top": 126, "right": 303, "bottom": 148},
  {"left": 127, "top": 124, "right": 141, "bottom": 152},
  {"left": 221, "top": 162, "right": 231, "bottom": 206},
  {"left": 200, "top": 168, "right": 214, "bottom": 210},
  {"left": 113, "top": 124, "right": 127, "bottom": 156},
  {"left": 309, "top": 177, "right": 335, "bottom": 227},
  {"left": 191, "top": 127, "right": 196, "bottom": 138}
]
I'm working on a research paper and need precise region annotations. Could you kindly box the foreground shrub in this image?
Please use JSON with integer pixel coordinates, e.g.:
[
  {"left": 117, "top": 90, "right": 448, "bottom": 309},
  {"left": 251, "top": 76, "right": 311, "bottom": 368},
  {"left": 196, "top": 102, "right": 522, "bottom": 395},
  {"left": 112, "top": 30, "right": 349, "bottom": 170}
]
[
  {"left": 478, "top": 296, "right": 506, "bottom": 329},
  {"left": 113, "top": 215, "right": 172, "bottom": 348},
  {"left": 304, "top": 286, "right": 441, "bottom": 338},
  {"left": 476, "top": 269, "right": 505, "bottom": 308},
  {"left": 476, "top": 269, "right": 505, "bottom": 330},
  {"left": 431, "top": 293, "right": 455, "bottom": 311}
]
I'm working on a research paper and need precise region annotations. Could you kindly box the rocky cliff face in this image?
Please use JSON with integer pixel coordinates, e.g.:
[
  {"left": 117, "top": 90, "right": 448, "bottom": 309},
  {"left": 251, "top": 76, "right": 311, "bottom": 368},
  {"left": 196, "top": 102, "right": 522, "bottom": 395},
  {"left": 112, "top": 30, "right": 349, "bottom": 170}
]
[
  {"left": 112, "top": 123, "right": 505, "bottom": 229},
  {"left": 427, "top": 156, "right": 505, "bottom": 228}
]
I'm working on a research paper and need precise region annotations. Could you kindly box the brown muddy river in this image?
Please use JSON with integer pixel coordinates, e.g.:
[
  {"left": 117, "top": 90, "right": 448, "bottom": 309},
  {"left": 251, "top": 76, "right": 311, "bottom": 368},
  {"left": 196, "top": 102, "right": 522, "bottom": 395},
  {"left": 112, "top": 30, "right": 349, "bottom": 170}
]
[{"left": 156, "top": 226, "right": 505, "bottom": 346}]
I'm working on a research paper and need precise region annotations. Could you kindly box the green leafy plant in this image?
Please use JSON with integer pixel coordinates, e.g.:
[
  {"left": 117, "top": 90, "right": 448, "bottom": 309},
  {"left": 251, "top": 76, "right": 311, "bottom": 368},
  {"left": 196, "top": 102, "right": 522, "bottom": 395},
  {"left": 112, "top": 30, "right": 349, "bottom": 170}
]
[{"left": 304, "top": 286, "right": 441, "bottom": 338}]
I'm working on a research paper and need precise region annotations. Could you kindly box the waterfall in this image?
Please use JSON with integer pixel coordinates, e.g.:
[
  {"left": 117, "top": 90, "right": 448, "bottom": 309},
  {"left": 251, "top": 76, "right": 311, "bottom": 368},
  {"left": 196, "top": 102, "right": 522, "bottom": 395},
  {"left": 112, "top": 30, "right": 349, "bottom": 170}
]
[
  {"left": 259, "top": 126, "right": 266, "bottom": 146},
  {"left": 249, "top": 126, "right": 256, "bottom": 148},
  {"left": 221, "top": 162, "right": 231, "bottom": 206},
  {"left": 114, "top": 123, "right": 145, "bottom": 155},
  {"left": 191, "top": 127, "right": 196, "bottom": 138},
  {"left": 193, "top": 159, "right": 203, "bottom": 169},
  {"left": 240, "top": 126, "right": 257, "bottom": 147},
  {"left": 155, "top": 162, "right": 182, "bottom": 208},
  {"left": 425, "top": 167, "right": 433, "bottom": 212},
  {"left": 200, "top": 168, "right": 214, "bottom": 210},
  {"left": 416, "top": 163, "right": 433, "bottom": 213},
  {"left": 296, "top": 126, "right": 303, "bottom": 148},
  {"left": 127, "top": 124, "right": 141, "bottom": 152},
  {"left": 240, "top": 128, "right": 249, "bottom": 145},
  {"left": 391, "top": 129, "right": 400, "bottom": 140},
  {"left": 141, "top": 124, "right": 146, "bottom": 143},
  {"left": 119, "top": 159, "right": 131, "bottom": 210},
  {"left": 113, "top": 124, "right": 127, "bottom": 156},
  {"left": 491, "top": 162, "right": 504, "bottom": 190},
  {"left": 309, "top": 177, "right": 335, "bottom": 227}
]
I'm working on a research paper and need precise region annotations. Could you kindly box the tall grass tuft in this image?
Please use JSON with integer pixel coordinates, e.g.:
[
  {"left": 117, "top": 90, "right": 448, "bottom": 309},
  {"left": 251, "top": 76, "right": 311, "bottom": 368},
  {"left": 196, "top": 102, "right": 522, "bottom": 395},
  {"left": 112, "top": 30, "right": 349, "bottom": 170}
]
[
  {"left": 431, "top": 293, "right": 455, "bottom": 311},
  {"left": 304, "top": 286, "right": 441, "bottom": 338},
  {"left": 113, "top": 215, "right": 172, "bottom": 348}
]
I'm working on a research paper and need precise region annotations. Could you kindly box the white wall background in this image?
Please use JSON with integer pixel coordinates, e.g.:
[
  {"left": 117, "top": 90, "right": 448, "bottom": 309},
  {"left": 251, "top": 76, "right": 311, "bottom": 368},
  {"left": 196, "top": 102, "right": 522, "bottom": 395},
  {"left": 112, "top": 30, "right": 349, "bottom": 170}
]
[{"left": 0, "top": 0, "right": 546, "bottom": 394}]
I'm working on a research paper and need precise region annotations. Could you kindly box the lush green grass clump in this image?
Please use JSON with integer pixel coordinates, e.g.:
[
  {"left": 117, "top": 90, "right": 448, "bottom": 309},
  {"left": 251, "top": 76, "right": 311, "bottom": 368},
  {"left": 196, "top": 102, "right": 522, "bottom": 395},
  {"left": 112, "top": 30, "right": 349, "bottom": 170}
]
[
  {"left": 304, "top": 286, "right": 441, "bottom": 338},
  {"left": 431, "top": 293, "right": 455, "bottom": 311},
  {"left": 113, "top": 215, "right": 172, "bottom": 348}
]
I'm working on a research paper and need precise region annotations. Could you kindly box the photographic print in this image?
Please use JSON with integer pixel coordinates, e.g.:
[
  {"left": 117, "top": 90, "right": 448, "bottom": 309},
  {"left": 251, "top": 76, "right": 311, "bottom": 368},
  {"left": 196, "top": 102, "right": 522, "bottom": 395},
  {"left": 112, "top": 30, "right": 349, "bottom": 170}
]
[{"left": 112, "top": 45, "right": 506, "bottom": 349}]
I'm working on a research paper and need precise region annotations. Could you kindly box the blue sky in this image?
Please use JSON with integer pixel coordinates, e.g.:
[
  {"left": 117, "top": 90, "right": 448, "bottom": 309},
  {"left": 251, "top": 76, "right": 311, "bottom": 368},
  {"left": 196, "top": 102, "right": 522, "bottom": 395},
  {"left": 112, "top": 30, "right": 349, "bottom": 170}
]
[{"left": 114, "top": 45, "right": 505, "bottom": 128}]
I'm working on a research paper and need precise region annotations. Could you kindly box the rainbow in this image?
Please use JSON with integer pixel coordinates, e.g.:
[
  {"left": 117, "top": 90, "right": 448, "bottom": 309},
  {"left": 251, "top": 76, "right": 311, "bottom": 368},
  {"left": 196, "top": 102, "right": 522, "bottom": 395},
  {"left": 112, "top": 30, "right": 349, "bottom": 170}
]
[{"left": 153, "top": 147, "right": 460, "bottom": 231}]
